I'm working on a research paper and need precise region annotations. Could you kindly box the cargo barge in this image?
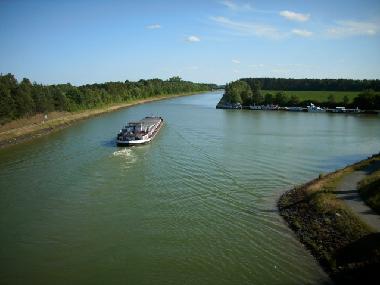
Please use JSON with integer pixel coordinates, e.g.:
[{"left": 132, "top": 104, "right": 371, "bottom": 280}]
[{"left": 116, "top": 116, "right": 163, "bottom": 146}]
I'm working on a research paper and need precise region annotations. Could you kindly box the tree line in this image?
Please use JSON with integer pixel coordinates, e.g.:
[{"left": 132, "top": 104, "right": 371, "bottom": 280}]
[
  {"left": 218, "top": 79, "right": 380, "bottom": 110},
  {"left": 0, "top": 74, "right": 216, "bottom": 124},
  {"left": 241, "top": 78, "right": 380, "bottom": 92}
]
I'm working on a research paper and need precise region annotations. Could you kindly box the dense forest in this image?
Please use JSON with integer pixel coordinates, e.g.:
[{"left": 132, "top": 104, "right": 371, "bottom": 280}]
[
  {"left": 241, "top": 78, "right": 380, "bottom": 92},
  {"left": 219, "top": 79, "right": 380, "bottom": 110},
  {"left": 0, "top": 74, "right": 216, "bottom": 124}
]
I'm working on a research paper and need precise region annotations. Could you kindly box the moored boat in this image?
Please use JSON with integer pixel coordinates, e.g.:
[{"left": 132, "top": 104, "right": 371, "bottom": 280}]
[
  {"left": 332, "top": 106, "right": 346, "bottom": 113},
  {"left": 249, "top": 105, "right": 262, "bottom": 110},
  {"left": 307, "top": 103, "right": 325, "bottom": 112},
  {"left": 116, "top": 116, "right": 163, "bottom": 146},
  {"left": 250, "top": 104, "right": 279, "bottom": 110},
  {"left": 286, "top": 106, "right": 304, "bottom": 112},
  {"left": 262, "top": 104, "right": 279, "bottom": 110}
]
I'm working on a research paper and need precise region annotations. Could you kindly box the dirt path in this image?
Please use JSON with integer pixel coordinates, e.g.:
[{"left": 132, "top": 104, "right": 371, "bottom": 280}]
[{"left": 335, "top": 162, "right": 380, "bottom": 232}]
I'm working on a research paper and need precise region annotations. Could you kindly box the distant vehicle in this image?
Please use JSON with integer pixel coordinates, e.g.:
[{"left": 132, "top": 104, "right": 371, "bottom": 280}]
[
  {"left": 116, "top": 116, "right": 163, "bottom": 146},
  {"left": 307, "top": 103, "right": 325, "bottom": 112}
]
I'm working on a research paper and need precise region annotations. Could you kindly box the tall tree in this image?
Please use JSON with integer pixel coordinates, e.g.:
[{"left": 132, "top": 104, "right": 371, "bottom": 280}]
[
  {"left": 13, "top": 78, "right": 35, "bottom": 117},
  {"left": 288, "top": 95, "right": 300, "bottom": 106},
  {"left": 353, "top": 89, "right": 377, "bottom": 109},
  {"left": 264, "top": 93, "right": 273, "bottom": 105},
  {"left": 241, "top": 77, "right": 380, "bottom": 91},
  {"left": 0, "top": 87, "right": 15, "bottom": 121},
  {"left": 274, "top": 91, "right": 287, "bottom": 106},
  {"left": 222, "top": 80, "right": 252, "bottom": 104},
  {"left": 343, "top": 95, "right": 349, "bottom": 106},
  {"left": 327, "top": 94, "right": 336, "bottom": 106},
  {"left": 251, "top": 81, "right": 263, "bottom": 105}
]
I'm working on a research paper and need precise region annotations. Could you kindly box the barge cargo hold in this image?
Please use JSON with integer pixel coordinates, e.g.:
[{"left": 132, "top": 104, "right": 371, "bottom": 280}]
[{"left": 116, "top": 116, "right": 163, "bottom": 146}]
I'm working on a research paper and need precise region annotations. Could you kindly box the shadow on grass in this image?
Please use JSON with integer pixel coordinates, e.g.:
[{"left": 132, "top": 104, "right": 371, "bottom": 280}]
[
  {"left": 333, "top": 233, "right": 380, "bottom": 284},
  {"left": 335, "top": 194, "right": 360, "bottom": 201},
  {"left": 335, "top": 232, "right": 380, "bottom": 264},
  {"left": 330, "top": 190, "right": 357, "bottom": 194},
  {"left": 359, "top": 178, "right": 380, "bottom": 214}
]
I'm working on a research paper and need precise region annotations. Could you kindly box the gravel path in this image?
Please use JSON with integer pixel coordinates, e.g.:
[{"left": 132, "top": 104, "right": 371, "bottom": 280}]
[{"left": 335, "top": 162, "right": 380, "bottom": 232}]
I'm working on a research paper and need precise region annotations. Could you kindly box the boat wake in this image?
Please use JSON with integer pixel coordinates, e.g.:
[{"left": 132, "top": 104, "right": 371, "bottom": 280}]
[{"left": 112, "top": 148, "right": 137, "bottom": 168}]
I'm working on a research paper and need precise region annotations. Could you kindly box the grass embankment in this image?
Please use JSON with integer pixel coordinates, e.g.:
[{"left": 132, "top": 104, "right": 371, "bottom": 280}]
[
  {"left": 359, "top": 170, "right": 380, "bottom": 214},
  {"left": 0, "top": 91, "right": 205, "bottom": 149},
  {"left": 263, "top": 90, "right": 363, "bottom": 103},
  {"left": 278, "top": 154, "right": 380, "bottom": 284}
]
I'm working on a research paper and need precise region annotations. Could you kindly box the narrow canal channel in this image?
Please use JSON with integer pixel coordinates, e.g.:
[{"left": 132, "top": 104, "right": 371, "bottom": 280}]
[{"left": 1, "top": 91, "right": 379, "bottom": 284}]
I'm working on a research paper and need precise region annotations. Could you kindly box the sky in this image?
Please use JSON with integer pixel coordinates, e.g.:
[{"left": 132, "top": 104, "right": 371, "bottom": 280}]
[{"left": 0, "top": 0, "right": 379, "bottom": 85}]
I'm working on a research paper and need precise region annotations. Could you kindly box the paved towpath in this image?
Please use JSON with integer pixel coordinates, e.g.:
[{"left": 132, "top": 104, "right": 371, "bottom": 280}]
[{"left": 334, "top": 161, "right": 380, "bottom": 232}]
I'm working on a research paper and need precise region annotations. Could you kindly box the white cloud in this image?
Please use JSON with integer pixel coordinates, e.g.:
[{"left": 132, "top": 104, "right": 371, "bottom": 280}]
[
  {"left": 232, "top": 59, "right": 241, "bottom": 64},
  {"left": 210, "top": 16, "right": 284, "bottom": 39},
  {"left": 233, "top": 69, "right": 240, "bottom": 73},
  {"left": 292, "top": 29, "right": 313, "bottom": 37},
  {"left": 220, "top": 0, "right": 252, "bottom": 11},
  {"left": 186, "top": 35, "right": 201, "bottom": 42},
  {"left": 146, "top": 24, "right": 161, "bottom": 29},
  {"left": 327, "top": 20, "right": 378, "bottom": 38},
  {"left": 279, "top": 10, "right": 310, "bottom": 22}
]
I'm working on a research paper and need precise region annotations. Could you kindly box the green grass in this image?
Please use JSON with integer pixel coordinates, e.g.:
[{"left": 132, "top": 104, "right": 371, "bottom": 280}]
[
  {"left": 263, "top": 90, "right": 362, "bottom": 103},
  {"left": 278, "top": 154, "right": 380, "bottom": 283},
  {"left": 358, "top": 169, "right": 380, "bottom": 214}
]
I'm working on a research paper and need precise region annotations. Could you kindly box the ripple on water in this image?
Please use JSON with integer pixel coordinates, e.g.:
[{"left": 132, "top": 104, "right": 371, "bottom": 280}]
[{"left": 3, "top": 92, "right": 377, "bottom": 284}]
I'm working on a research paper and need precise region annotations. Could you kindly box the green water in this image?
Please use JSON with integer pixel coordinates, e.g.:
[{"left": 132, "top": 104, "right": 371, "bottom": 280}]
[{"left": 1, "top": 92, "right": 379, "bottom": 284}]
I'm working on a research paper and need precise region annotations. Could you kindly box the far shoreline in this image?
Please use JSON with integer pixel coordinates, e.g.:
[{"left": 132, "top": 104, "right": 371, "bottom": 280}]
[{"left": 0, "top": 91, "right": 212, "bottom": 149}]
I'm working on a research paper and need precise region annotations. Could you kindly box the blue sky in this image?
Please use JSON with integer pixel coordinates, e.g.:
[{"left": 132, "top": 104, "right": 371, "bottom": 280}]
[{"left": 0, "top": 0, "right": 379, "bottom": 85}]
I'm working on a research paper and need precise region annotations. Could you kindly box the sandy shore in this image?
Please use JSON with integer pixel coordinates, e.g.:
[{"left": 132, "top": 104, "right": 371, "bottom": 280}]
[{"left": 0, "top": 92, "right": 206, "bottom": 149}]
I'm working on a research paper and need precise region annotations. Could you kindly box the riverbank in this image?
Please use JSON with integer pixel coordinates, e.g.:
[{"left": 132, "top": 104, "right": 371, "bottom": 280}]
[
  {"left": 358, "top": 168, "right": 380, "bottom": 215},
  {"left": 278, "top": 154, "right": 380, "bottom": 284},
  {"left": 0, "top": 91, "right": 207, "bottom": 149}
]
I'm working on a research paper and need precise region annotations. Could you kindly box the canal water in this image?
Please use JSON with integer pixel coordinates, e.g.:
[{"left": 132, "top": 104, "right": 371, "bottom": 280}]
[{"left": 1, "top": 92, "right": 379, "bottom": 284}]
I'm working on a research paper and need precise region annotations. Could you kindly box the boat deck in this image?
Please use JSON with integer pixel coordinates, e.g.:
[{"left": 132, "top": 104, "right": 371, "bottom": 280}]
[{"left": 128, "top": 117, "right": 162, "bottom": 128}]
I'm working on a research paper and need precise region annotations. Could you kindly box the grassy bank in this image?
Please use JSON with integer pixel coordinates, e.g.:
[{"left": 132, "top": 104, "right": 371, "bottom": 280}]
[
  {"left": 278, "top": 154, "right": 380, "bottom": 284},
  {"left": 263, "top": 90, "right": 361, "bottom": 103},
  {"left": 359, "top": 170, "right": 380, "bottom": 214},
  {"left": 0, "top": 91, "right": 206, "bottom": 149}
]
